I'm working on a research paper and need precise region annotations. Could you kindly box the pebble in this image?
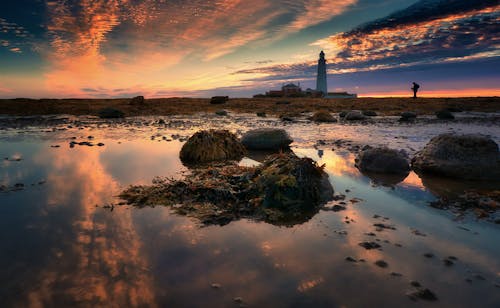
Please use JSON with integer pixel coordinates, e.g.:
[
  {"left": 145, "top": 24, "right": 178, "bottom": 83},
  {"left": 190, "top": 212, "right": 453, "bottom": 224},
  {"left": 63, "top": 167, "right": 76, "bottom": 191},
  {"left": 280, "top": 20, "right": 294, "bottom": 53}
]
[
  {"left": 345, "top": 256, "right": 357, "bottom": 262},
  {"left": 359, "top": 242, "right": 381, "bottom": 250},
  {"left": 210, "top": 283, "right": 221, "bottom": 289},
  {"left": 407, "top": 288, "right": 438, "bottom": 301},
  {"left": 375, "top": 260, "right": 388, "bottom": 268}
]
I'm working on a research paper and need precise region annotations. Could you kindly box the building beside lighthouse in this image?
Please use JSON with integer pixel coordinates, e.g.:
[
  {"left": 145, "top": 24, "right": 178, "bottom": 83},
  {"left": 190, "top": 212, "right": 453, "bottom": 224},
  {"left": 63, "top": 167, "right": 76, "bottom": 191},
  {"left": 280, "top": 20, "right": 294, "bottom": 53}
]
[{"left": 316, "top": 50, "right": 327, "bottom": 94}]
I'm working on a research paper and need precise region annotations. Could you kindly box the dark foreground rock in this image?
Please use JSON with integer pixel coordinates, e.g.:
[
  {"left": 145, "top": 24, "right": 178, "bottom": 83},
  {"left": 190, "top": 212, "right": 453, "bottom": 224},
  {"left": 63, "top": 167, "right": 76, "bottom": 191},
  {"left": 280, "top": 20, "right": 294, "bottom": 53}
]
[
  {"left": 435, "top": 109, "right": 455, "bottom": 120},
  {"left": 241, "top": 128, "right": 293, "bottom": 150},
  {"left": 210, "top": 96, "right": 229, "bottom": 104},
  {"left": 412, "top": 134, "right": 500, "bottom": 180},
  {"left": 98, "top": 107, "right": 125, "bottom": 119},
  {"left": 180, "top": 130, "right": 246, "bottom": 164},
  {"left": 355, "top": 147, "right": 410, "bottom": 175},
  {"left": 120, "top": 152, "right": 334, "bottom": 226}
]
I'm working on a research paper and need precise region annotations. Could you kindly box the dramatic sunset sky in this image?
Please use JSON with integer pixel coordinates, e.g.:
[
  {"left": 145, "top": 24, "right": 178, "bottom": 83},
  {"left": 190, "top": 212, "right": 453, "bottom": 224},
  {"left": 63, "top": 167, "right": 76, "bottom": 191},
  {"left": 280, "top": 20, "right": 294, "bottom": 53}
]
[{"left": 0, "top": 0, "right": 498, "bottom": 98}]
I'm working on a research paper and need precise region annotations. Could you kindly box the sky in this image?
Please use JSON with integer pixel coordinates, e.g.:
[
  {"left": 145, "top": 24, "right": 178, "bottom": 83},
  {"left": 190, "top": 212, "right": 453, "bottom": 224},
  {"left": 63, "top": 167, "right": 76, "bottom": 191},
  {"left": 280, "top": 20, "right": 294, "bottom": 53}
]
[{"left": 0, "top": 0, "right": 498, "bottom": 98}]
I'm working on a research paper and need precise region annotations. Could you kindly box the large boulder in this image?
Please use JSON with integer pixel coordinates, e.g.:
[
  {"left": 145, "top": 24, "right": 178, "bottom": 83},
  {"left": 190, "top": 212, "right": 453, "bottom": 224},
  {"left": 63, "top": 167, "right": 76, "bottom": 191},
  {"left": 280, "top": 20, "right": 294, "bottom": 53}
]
[
  {"left": 355, "top": 147, "right": 410, "bottom": 175},
  {"left": 180, "top": 130, "right": 246, "bottom": 164},
  {"left": 98, "top": 107, "right": 125, "bottom": 118},
  {"left": 412, "top": 134, "right": 500, "bottom": 180},
  {"left": 241, "top": 128, "right": 293, "bottom": 150},
  {"left": 310, "top": 111, "right": 336, "bottom": 122},
  {"left": 345, "top": 110, "right": 366, "bottom": 121}
]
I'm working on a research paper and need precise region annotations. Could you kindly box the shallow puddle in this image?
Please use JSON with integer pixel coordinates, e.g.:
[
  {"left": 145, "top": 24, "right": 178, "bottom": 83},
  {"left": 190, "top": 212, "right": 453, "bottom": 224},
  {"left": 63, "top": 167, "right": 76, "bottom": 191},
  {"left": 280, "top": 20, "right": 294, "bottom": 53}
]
[{"left": 0, "top": 115, "right": 499, "bottom": 307}]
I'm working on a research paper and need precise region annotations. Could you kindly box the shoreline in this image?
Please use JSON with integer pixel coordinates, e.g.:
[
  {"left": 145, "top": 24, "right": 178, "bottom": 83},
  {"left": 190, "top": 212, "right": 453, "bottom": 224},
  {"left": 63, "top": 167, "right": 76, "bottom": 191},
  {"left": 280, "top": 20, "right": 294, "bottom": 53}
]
[{"left": 0, "top": 97, "right": 499, "bottom": 117}]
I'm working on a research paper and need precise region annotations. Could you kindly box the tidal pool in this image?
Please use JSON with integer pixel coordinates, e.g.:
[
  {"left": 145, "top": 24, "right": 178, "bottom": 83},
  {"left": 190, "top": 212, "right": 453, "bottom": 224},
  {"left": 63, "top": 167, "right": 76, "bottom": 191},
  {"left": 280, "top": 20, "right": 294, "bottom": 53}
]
[{"left": 0, "top": 114, "right": 499, "bottom": 307}]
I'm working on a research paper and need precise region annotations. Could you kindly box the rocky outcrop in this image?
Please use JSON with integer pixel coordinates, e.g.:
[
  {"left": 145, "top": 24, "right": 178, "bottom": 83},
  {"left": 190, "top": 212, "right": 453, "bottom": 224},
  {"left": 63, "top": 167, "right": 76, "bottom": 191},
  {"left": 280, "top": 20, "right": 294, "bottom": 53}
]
[
  {"left": 310, "top": 111, "right": 337, "bottom": 122},
  {"left": 412, "top": 134, "right": 500, "bottom": 180},
  {"left": 241, "top": 128, "right": 293, "bottom": 150},
  {"left": 180, "top": 130, "right": 246, "bottom": 164},
  {"left": 345, "top": 110, "right": 366, "bottom": 121},
  {"left": 355, "top": 147, "right": 410, "bottom": 175}
]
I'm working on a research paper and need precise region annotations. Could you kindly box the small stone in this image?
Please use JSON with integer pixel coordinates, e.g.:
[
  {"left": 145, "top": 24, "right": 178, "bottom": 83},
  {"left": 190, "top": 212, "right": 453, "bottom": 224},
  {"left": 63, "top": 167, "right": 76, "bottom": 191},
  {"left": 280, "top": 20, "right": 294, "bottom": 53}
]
[
  {"left": 97, "top": 143, "right": 105, "bottom": 146},
  {"left": 423, "top": 253, "right": 434, "bottom": 258},
  {"left": 443, "top": 259, "right": 454, "bottom": 266},
  {"left": 211, "top": 283, "right": 221, "bottom": 289},
  {"left": 410, "top": 281, "right": 421, "bottom": 288},
  {"left": 233, "top": 297, "right": 243, "bottom": 303},
  {"left": 375, "top": 260, "right": 388, "bottom": 268},
  {"left": 359, "top": 242, "right": 381, "bottom": 250},
  {"left": 345, "top": 256, "right": 357, "bottom": 262},
  {"left": 407, "top": 288, "right": 438, "bottom": 301},
  {"left": 390, "top": 272, "right": 402, "bottom": 277}
]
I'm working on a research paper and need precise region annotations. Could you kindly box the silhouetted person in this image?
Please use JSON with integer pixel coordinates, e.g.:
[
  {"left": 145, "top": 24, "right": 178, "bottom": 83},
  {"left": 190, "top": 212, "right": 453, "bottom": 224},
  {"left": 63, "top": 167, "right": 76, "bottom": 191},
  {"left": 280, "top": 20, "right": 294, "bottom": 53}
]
[{"left": 411, "top": 82, "right": 420, "bottom": 99}]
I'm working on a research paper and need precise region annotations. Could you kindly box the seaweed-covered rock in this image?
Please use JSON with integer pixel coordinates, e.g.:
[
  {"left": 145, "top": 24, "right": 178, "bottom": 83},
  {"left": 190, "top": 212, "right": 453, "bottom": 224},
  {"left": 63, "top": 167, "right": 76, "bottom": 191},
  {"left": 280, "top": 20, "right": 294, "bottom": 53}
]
[
  {"left": 355, "top": 147, "right": 410, "bottom": 175},
  {"left": 180, "top": 130, "right": 246, "bottom": 164},
  {"left": 98, "top": 107, "right": 125, "bottom": 118},
  {"left": 241, "top": 128, "right": 293, "bottom": 150},
  {"left": 412, "top": 134, "right": 500, "bottom": 180},
  {"left": 130, "top": 96, "right": 144, "bottom": 105},
  {"left": 310, "top": 111, "right": 336, "bottom": 122},
  {"left": 345, "top": 110, "right": 366, "bottom": 121},
  {"left": 254, "top": 153, "right": 334, "bottom": 209},
  {"left": 435, "top": 109, "right": 455, "bottom": 120},
  {"left": 119, "top": 152, "right": 334, "bottom": 226}
]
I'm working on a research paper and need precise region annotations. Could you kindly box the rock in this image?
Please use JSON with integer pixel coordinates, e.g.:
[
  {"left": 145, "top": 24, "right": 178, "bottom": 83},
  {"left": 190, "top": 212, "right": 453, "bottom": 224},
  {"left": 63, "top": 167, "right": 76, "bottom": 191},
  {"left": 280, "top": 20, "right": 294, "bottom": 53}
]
[
  {"left": 344, "top": 110, "right": 366, "bottom": 121},
  {"left": 310, "top": 111, "right": 336, "bottom": 122},
  {"left": 180, "top": 130, "right": 246, "bottom": 164},
  {"left": 276, "top": 101, "right": 290, "bottom": 105},
  {"left": 241, "top": 128, "right": 293, "bottom": 150},
  {"left": 435, "top": 109, "right": 455, "bottom": 120},
  {"left": 362, "top": 110, "right": 377, "bottom": 116},
  {"left": 256, "top": 112, "right": 266, "bottom": 117},
  {"left": 355, "top": 147, "right": 410, "bottom": 175},
  {"left": 255, "top": 153, "right": 334, "bottom": 210},
  {"left": 215, "top": 110, "right": 228, "bottom": 116},
  {"left": 359, "top": 242, "right": 381, "bottom": 250},
  {"left": 210, "top": 96, "right": 228, "bottom": 104},
  {"left": 400, "top": 111, "right": 417, "bottom": 121},
  {"left": 98, "top": 107, "right": 125, "bottom": 119},
  {"left": 407, "top": 288, "right": 438, "bottom": 301},
  {"left": 339, "top": 111, "right": 348, "bottom": 118},
  {"left": 411, "top": 134, "right": 500, "bottom": 180},
  {"left": 130, "top": 96, "right": 144, "bottom": 105},
  {"left": 375, "top": 260, "right": 388, "bottom": 268},
  {"left": 345, "top": 256, "right": 357, "bottom": 262}
]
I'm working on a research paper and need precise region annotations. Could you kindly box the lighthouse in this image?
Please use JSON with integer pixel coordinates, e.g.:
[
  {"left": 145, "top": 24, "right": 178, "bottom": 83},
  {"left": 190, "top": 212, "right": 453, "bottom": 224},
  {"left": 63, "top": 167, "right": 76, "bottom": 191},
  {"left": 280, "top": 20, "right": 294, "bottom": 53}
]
[{"left": 316, "top": 50, "right": 327, "bottom": 95}]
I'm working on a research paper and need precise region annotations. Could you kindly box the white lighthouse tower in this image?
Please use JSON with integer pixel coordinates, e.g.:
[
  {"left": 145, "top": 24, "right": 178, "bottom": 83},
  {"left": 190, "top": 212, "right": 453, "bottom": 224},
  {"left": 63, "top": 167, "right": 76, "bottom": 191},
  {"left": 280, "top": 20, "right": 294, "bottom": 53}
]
[{"left": 316, "top": 50, "right": 327, "bottom": 95}]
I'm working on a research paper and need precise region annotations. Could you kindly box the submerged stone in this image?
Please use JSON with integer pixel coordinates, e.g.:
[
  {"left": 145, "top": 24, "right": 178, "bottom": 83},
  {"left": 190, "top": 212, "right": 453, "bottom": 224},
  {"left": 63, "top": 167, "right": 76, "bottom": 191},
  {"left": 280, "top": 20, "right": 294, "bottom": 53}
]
[{"left": 355, "top": 147, "right": 410, "bottom": 175}]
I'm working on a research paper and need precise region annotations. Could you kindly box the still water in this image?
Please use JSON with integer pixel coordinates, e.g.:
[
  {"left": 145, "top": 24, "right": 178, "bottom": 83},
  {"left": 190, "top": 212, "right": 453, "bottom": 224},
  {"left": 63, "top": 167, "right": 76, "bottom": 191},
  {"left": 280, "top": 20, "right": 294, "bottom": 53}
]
[{"left": 0, "top": 115, "right": 499, "bottom": 307}]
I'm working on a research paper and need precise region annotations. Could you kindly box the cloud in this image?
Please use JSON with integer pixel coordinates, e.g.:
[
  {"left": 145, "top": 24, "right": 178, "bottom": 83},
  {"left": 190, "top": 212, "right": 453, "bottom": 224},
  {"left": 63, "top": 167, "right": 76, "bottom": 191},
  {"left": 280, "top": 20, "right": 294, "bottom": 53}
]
[{"left": 235, "top": 0, "right": 500, "bottom": 88}]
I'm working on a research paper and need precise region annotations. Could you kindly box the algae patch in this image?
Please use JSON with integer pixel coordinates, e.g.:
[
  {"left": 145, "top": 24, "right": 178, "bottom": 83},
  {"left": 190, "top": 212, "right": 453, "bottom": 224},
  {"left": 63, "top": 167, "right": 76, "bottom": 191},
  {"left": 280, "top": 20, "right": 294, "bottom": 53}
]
[{"left": 119, "top": 153, "right": 334, "bottom": 226}]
